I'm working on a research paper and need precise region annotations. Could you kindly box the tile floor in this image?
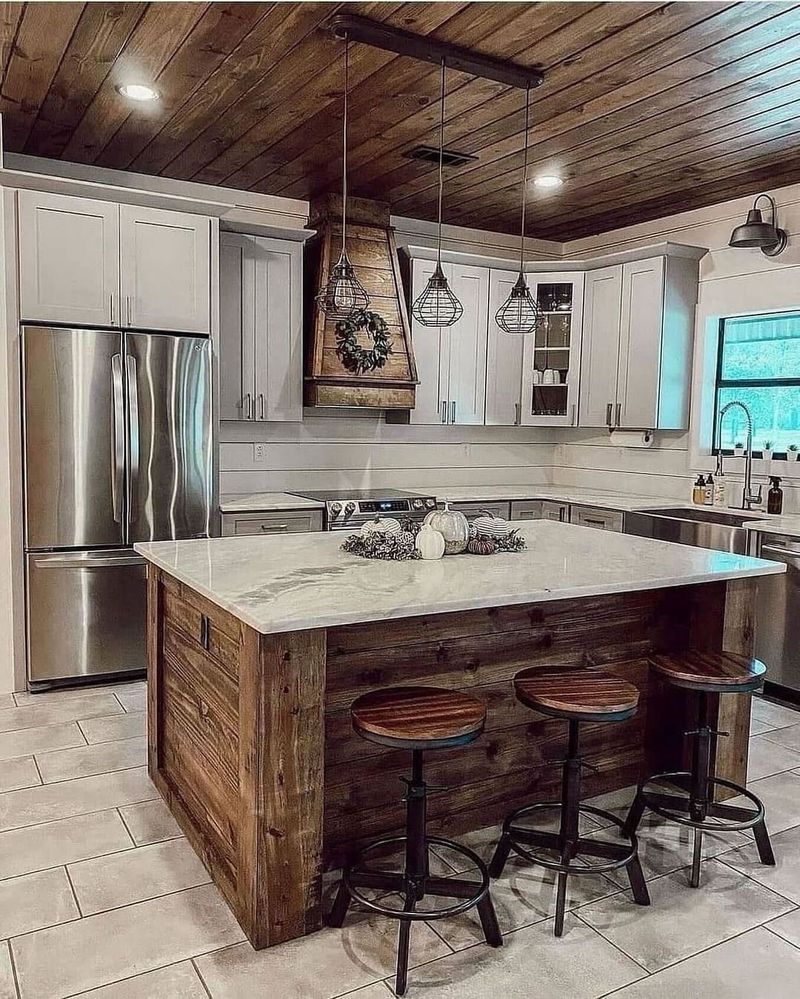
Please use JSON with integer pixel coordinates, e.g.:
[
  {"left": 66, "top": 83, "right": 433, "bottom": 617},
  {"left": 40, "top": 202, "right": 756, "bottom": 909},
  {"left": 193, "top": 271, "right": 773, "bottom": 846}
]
[{"left": 2, "top": 684, "right": 800, "bottom": 997}]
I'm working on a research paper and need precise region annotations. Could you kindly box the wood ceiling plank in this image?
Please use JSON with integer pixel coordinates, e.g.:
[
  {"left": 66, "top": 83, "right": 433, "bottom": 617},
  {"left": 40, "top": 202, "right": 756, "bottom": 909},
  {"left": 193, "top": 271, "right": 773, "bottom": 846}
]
[
  {"left": 127, "top": 2, "right": 336, "bottom": 177},
  {"left": 60, "top": 2, "right": 209, "bottom": 164},
  {"left": 365, "top": 1, "right": 784, "bottom": 212},
  {"left": 230, "top": 1, "right": 602, "bottom": 193},
  {"left": 271, "top": 0, "right": 663, "bottom": 200},
  {"left": 487, "top": 123, "right": 800, "bottom": 236},
  {"left": 338, "top": 0, "right": 735, "bottom": 201},
  {"left": 24, "top": 3, "right": 146, "bottom": 158},
  {"left": 442, "top": 77, "right": 800, "bottom": 223},
  {"left": 427, "top": 48, "right": 800, "bottom": 222},
  {"left": 94, "top": 3, "right": 268, "bottom": 170},
  {"left": 0, "top": 3, "right": 24, "bottom": 87},
  {"left": 535, "top": 152, "right": 800, "bottom": 240},
  {"left": 0, "top": 2, "right": 84, "bottom": 151},
  {"left": 186, "top": 2, "right": 462, "bottom": 187}
]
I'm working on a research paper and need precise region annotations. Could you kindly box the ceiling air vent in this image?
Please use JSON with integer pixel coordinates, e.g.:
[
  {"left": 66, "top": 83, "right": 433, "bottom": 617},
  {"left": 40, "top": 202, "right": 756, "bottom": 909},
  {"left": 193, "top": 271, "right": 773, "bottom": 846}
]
[{"left": 405, "top": 145, "right": 478, "bottom": 167}]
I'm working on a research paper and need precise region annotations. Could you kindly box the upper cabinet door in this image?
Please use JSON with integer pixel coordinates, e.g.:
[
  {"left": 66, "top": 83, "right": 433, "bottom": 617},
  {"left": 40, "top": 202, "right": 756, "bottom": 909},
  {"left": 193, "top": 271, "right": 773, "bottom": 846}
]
[
  {"left": 19, "top": 191, "right": 119, "bottom": 327},
  {"left": 446, "top": 263, "right": 489, "bottom": 425},
  {"left": 120, "top": 205, "right": 211, "bottom": 333},
  {"left": 616, "top": 257, "right": 665, "bottom": 430},
  {"left": 409, "top": 258, "right": 449, "bottom": 425},
  {"left": 578, "top": 265, "right": 623, "bottom": 428},
  {"left": 520, "top": 271, "right": 584, "bottom": 426},
  {"left": 219, "top": 233, "right": 248, "bottom": 421},
  {"left": 486, "top": 269, "right": 524, "bottom": 426},
  {"left": 252, "top": 236, "right": 303, "bottom": 422}
]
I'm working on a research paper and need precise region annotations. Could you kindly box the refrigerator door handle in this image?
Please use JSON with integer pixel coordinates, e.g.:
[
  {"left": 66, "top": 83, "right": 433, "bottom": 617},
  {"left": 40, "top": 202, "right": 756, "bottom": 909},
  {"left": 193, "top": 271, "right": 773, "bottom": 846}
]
[
  {"left": 126, "top": 353, "right": 140, "bottom": 526},
  {"left": 111, "top": 353, "right": 125, "bottom": 524},
  {"left": 31, "top": 554, "right": 147, "bottom": 569}
]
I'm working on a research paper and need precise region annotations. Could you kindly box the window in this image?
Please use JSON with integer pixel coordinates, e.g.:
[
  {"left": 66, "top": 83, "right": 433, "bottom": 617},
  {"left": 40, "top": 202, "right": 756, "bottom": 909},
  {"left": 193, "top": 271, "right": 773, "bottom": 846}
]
[{"left": 714, "top": 312, "right": 800, "bottom": 456}]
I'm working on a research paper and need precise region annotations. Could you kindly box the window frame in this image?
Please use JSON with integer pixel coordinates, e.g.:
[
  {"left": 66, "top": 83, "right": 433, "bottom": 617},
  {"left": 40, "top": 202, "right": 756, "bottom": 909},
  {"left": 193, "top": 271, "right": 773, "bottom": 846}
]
[{"left": 712, "top": 311, "right": 800, "bottom": 459}]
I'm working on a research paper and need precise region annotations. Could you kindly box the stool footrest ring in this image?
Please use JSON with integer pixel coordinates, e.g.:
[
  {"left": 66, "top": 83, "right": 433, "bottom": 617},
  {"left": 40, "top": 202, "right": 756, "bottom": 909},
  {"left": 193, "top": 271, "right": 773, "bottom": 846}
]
[
  {"left": 501, "top": 802, "right": 640, "bottom": 875},
  {"left": 637, "top": 772, "right": 765, "bottom": 832},
  {"left": 342, "top": 834, "right": 490, "bottom": 921}
]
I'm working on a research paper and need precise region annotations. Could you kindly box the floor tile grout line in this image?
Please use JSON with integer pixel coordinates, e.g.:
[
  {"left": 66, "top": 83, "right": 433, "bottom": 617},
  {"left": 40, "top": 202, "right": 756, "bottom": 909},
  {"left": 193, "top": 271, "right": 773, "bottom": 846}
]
[
  {"left": 0, "top": 792, "right": 159, "bottom": 837},
  {"left": 75, "top": 719, "right": 91, "bottom": 747},
  {"left": 72, "top": 873, "right": 215, "bottom": 920},
  {"left": 62, "top": 863, "right": 84, "bottom": 919},
  {"left": 190, "top": 956, "right": 215, "bottom": 999},
  {"left": 763, "top": 919, "right": 800, "bottom": 953},
  {"left": 714, "top": 854, "right": 800, "bottom": 908},
  {"left": 571, "top": 906, "right": 653, "bottom": 977},
  {"left": 6, "top": 938, "right": 21, "bottom": 999},
  {"left": 29, "top": 753, "right": 44, "bottom": 788},
  {"left": 0, "top": 842, "right": 139, "bottom": 887},
  {"left": 35, "top": 759, "right": 149, "bottom": 788},
  {"left": 58, "top": 955, "right": 210, "bottom": 999},
  {"left": 115, "top": 805, "right": 139, "bottom": 848}
]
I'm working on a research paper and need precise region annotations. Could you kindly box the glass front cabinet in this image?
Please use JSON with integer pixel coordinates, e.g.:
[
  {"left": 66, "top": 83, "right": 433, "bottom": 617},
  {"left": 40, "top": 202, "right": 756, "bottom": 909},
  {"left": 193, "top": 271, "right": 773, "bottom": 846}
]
[{"left": 518, "top": 271, "right": 584, "bottom": 426}]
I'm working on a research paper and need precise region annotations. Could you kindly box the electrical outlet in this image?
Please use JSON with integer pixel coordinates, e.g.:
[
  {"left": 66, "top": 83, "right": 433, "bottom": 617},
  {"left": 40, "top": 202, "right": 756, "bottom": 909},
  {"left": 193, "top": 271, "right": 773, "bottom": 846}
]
[{"left": 253, "top": 443, "right": 267, "bottom": 463}]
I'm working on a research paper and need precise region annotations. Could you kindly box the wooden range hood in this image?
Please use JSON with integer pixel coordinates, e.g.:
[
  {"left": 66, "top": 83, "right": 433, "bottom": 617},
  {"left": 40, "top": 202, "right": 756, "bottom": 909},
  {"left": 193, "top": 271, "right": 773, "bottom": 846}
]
[{"left": 304, "top": 195, "right": 418, "bottom": 409}]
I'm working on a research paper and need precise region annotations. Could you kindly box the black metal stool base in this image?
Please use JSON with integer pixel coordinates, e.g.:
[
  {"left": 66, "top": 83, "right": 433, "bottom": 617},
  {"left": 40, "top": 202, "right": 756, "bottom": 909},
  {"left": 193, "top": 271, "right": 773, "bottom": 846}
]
[
  {"left": 328, "top": 750, "right": 502, "bottom": 996},
  {"left": 490, "top": 719, "right": 650, "bottom": 937},
  {"left": 623, "top": 771, "right": 776, "bottom": 888}
]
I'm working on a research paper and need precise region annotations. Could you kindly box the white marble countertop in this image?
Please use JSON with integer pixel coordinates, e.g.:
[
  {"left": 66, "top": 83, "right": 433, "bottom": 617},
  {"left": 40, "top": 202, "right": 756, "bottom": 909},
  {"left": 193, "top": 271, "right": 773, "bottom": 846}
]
[
  {"left": 136, "top": 521, "right": 783, "bottom": 636},
  {"left": 743, "top": 514, "right": 800, "bottom": 538},
  {"left": 430, "top": 485, "right": 682, "bottom": 512},
  {"left": 220, "top": 492, "right": 325, "bottom": 513}
]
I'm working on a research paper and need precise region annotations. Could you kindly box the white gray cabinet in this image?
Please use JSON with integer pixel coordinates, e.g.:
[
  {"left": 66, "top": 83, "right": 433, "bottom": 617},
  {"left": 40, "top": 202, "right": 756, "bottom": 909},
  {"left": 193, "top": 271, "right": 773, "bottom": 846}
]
[
  {"left": 219, "top": 232, "right": 303, "bottom": 422},
  {"left": 18, "top": 190, "right": 212, "bottom": 334},
  {"left": 570, "top": 505, "right": 623, "bottom": 532},
  {"left": 579, "top": 254, "right": 699, "bottom": 430},
  {"left": 410, "top": 258, "right": 489, "bottom": 425},
  {"left": 509, "top": 500, "right": 545, "bottom": 520},
  {"left": 19, "top": 191, "right": 119, "bottom": 326},
  {"left": 120, "top": 205, "right": 211, "bottom": 333},
  {"left": 486, "top": 269, "right": 524, "bottom": 426},
  {"left": 221, "top": 509, "right": 322, "bottom": 536},
  {"left": 447, "top": 500, "right": 511, "bottom": 521}
]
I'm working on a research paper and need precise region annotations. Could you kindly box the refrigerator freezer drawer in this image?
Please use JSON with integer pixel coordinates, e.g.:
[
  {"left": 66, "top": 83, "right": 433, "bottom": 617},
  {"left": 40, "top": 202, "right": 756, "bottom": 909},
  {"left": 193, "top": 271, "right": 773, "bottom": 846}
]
[{"left": 26, "top": 550, "right": 147, "bottom": 682}]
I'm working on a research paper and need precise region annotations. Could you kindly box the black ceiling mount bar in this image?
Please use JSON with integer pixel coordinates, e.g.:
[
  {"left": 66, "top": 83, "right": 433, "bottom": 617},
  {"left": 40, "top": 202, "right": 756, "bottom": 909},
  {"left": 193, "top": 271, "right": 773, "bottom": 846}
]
[{"left": 327, "top": 14, "right": 544, "bottom": 91}]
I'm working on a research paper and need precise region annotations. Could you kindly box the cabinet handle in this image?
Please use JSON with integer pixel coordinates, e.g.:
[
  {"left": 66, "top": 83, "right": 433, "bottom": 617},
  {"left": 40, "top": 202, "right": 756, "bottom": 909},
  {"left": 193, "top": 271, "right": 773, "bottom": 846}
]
[
  {"left": 260, "top": 523, "right": 288, "bottom": 532},
  {"left": 441, "top": 401, "right": 447, "bottom": 424},
  {"left": 110, "top": 294, "right": 114, "bottom": 325},
  {"left": 451, "top": 401, "right": 456, "bottom": 424},
  {"left": 570, "top": 403, "right": 576, "bottom": 426},
  {"left": 615, "top": 402, "right": 622, "bottom": 427},
  {"left": 259, "top": 393, "right": 265, "bottom": 420},
  {"left": 199, "top": 614, "right": 210, "bottom": 651},
  {"left": 242, "top": 393, "right": 251, "bottom": 420},
  {"left": 606, "top": 402, "right": 613, "bottom": 427},
  {"left": 514, "top": 401, "right": 521, "bottom": 426}
]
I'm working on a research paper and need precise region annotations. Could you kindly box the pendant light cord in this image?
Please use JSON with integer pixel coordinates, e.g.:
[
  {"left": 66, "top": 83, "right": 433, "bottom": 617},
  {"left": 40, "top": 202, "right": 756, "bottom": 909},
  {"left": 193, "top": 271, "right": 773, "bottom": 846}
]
[
  {"left": 342, "top": 35, "right": 349, "bottom": 252},
  {"left": 436, "top": 57, "right": 446, "bottom": 266},
  {"left": 518, "top": 84, "right": 531, "bottom": 273}
]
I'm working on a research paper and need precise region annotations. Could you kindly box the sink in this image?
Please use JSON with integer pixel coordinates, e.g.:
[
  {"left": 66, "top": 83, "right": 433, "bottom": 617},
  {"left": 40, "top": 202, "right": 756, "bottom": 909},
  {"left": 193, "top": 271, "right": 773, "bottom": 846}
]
[
  {"left": 638, "top": 507, "right": 767, "bottom": 528},
  {"left": 624, "top": 506, "right": 765, "bottom": 555}
]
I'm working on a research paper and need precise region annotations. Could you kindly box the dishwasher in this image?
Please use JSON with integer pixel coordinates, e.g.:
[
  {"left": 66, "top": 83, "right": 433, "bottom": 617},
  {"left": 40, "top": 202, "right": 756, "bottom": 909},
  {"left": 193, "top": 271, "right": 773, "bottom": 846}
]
[{"left": 755, "top": 533, "right": 800, "bottom": 699}]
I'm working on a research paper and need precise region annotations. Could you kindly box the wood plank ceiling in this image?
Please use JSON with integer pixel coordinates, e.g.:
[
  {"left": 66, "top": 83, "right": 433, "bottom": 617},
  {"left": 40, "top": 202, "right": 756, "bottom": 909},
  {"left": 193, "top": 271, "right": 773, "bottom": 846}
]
[{"left": 2, "top": 2, "right": 800, "bottom": 240}]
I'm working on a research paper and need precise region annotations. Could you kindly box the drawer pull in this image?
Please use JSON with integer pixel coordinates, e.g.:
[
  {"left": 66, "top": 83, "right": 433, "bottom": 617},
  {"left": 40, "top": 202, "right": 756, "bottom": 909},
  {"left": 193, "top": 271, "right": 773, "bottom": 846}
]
[
  {"left": 200, "top": 614, "right": 211, "bottom": 651},
  {"left": 260, "top": 523, "right": 288, "bottom": 532}
]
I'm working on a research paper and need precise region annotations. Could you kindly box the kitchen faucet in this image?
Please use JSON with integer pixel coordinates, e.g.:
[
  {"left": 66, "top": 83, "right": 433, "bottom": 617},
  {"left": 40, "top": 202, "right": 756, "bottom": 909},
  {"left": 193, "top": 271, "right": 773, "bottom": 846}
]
[{"left": 718, "top": 400, "right": 763, "bottom": 510}]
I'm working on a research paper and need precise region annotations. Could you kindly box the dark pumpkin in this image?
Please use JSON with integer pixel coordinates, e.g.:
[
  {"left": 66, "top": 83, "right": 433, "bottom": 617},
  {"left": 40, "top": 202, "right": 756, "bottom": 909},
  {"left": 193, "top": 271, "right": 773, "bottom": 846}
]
[{"left": 467, "top": 537, "right": 495, "bottom": 556}]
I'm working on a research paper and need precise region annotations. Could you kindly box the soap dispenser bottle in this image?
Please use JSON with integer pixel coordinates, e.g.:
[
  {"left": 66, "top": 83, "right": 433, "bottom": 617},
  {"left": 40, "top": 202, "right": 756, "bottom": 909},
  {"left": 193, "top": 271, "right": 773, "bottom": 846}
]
[
  {"left": 768, "top": 476, "right": 784, "bottom": 515},
  {"left": 692, "top": 475, "right": 705, "bottom": 504},
  {"left": 713, "top": 453, "right": 727, "bottom": 507}
]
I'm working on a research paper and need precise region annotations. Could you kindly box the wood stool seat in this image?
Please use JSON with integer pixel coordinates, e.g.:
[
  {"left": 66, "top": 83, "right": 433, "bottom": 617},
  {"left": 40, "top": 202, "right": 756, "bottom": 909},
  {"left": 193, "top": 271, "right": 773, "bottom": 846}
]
[
  {"left": 514, "top": 668, "right": 639, "bottom": 722},
  {"left": 351, "top": 686, "right": 486, "bottom": 749},
  {"left": 650, "top": 651, "right": 766, "bottom": 693}
]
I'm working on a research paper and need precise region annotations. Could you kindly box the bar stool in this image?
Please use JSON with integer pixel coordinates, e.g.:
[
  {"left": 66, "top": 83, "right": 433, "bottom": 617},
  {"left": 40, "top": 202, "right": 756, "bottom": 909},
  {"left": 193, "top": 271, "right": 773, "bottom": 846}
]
[
  {"left": 489, "top": 667, "right": 650, "bottom": 936},
  {"left": 622, "top": 651, "right": 775, "bottom": 888},
  {"left": 328, "top": 686, "right": 502, "bottom": 996}
]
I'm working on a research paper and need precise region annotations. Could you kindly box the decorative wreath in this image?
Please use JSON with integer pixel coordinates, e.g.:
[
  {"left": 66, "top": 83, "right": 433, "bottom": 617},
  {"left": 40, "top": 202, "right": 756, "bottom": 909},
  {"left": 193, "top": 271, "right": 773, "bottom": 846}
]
[{"left": 335, "top": 310, "right": 393, "bottom": 375}]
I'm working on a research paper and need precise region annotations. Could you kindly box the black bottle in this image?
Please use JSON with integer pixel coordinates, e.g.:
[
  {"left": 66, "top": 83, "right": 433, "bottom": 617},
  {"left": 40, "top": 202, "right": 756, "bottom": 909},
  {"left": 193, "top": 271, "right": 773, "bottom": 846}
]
[{"left": 768, "top": 476, "right": 784, "bottom": 515}]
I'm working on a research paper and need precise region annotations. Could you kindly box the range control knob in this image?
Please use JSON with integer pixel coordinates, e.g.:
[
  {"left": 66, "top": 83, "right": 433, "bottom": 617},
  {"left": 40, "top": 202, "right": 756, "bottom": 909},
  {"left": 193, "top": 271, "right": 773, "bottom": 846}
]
[
  {"left": 329, "top": 502, "right": 342, "bottom": 517},
  {"left": 411, "top": 498, "right": 424, "bottom": 509},
  {"left": 344, "top": 501, "right": 356, "bottom": 517},
  {"left": 425, "top": 498, "right": 437, "bottom": 508}
]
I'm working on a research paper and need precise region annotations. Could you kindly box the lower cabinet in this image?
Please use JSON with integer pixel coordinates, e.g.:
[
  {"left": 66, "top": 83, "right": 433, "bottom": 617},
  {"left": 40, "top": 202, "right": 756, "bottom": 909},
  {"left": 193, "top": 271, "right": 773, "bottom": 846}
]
[
  {"left": 446, "top": 500, "right": 511, "bottom": 521},
  {"left": 570, "top": 505, "right": 624, "bottom": 532},
  {"left": 221, "top": 510, "right": 323, "bottom": 536}
]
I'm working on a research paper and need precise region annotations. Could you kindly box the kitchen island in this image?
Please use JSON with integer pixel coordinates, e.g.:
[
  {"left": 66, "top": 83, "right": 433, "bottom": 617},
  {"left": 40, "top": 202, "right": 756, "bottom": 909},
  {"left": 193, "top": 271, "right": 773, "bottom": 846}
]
[{"left": 136, "top": 522, "right": 783, "bottom": 951}]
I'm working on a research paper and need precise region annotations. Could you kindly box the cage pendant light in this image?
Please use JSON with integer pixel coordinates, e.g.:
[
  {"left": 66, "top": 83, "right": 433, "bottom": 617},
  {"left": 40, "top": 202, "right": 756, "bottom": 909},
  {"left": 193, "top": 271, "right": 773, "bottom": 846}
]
[
  {"left": 316, "top": 36, "right": 370, "bottom": 320},
  {"left": 495, "top": 86, "right": 542, "bottom": 336},
  {"left": 411, "top": 59, "right": 463, "bottom": 328}
]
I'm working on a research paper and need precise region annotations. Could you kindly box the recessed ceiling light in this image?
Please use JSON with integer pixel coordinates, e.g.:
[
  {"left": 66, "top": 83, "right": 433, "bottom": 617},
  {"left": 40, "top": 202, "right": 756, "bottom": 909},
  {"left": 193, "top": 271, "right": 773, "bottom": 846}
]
[
  {"left": 533, "top": 174, "right": 563, "bottom": 189},
  {"left": 117, "top": 83, "right": 160, "bottom": 102}
]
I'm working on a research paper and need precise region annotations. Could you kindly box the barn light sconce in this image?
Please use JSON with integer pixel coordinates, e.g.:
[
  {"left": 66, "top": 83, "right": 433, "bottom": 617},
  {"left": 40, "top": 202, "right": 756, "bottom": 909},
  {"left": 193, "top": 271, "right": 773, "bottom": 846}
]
[{"left": 729, "top": 194, "right": 787, "bottom": 257}]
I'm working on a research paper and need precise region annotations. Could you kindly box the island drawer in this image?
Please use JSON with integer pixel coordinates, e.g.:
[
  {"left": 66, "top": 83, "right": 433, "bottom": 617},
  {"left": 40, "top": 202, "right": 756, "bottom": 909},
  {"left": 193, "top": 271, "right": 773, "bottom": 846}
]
[
  {"left": 570, "top": 505, "right": 624, "bottom": 532},
  {"left": 221, "top": 510, "right": 323, "bottom": 536},
  {"left": 161, "top": 575, "right": 241, "bottom": 678}
]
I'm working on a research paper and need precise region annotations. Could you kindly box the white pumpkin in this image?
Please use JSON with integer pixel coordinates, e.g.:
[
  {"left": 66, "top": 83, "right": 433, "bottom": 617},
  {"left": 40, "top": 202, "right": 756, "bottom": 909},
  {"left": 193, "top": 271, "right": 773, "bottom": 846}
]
[
  {"left": 415, "top": 523, "right": 446, "bottom": 560},
  {"left": 422, "top": 501, "right": 469, "bottom": 554},
  {"left": 473, "top": 511, "right": 511, "bottom": 539},
  {"left": 360, "top": 516, "right": 402, "bottom": 537}
]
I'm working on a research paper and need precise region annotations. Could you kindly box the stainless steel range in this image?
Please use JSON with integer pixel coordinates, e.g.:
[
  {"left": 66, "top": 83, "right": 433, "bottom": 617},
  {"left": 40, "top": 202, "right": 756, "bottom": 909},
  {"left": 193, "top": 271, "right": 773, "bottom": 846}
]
[{"left": 290, "top": 489, "right": 438, "bottom": 531}]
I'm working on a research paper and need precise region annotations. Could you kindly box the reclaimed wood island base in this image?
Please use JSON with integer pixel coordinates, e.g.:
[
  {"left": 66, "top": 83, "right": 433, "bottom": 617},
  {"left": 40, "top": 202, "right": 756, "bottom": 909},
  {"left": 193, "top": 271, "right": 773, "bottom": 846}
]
[{"left": 138, "top": 523, "right": 783, "bottom": 951}]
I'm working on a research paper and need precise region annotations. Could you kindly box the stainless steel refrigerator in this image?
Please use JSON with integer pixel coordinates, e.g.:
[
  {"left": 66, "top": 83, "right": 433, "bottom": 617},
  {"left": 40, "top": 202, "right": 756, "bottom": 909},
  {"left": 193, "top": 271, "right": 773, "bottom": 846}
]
[{"left": 22, "top": 325, "right": 214, "bottom": 686}]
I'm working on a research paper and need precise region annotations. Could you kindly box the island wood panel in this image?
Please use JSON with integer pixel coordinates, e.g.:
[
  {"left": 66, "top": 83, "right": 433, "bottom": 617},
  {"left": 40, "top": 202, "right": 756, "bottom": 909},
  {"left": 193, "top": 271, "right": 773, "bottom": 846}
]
[{"left": 147, "top": 568, "right": 753, "bottom": 949}]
